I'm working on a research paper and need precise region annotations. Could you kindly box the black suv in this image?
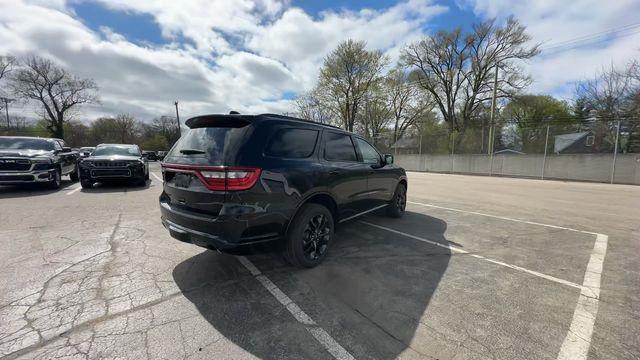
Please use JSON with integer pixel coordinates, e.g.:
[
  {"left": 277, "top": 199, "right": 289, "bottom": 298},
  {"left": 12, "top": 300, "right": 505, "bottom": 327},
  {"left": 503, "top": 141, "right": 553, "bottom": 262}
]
[
  {"left": 78, "top": 143, "right": 149, "bottom": 188},
  {"left": 159, "top": 113, "right": 407, "bottom": 267},
  {"left": 0, "top": 136, "right": 79, "bottom": 189}
]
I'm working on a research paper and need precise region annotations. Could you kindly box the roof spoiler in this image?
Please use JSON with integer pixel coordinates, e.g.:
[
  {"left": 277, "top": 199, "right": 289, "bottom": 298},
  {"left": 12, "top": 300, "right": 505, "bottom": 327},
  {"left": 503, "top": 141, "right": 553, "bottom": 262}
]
[{"left": 185, "top": 114, "right": 251, "bottom": 129}]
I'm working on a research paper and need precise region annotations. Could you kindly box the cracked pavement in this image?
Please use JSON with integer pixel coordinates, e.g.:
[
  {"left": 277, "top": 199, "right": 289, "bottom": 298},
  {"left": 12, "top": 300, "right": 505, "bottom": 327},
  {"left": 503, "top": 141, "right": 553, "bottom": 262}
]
[{"left": 0, "top": 164, "right": 638, "bottom": 359}]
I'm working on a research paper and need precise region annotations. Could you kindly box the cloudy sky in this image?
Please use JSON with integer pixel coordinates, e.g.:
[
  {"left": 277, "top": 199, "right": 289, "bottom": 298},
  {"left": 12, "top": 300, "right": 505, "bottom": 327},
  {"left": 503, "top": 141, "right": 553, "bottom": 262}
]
[{"left": 1, "top": 0, "right": 639, "bottom": 123}]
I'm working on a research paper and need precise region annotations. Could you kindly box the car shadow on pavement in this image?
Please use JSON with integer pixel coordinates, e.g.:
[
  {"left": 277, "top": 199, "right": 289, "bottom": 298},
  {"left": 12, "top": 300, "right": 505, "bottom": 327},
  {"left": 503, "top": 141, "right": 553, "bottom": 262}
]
[
  {"left": 0, "top": 178, "right": 77, "bottom": 199},
  {"left": 172, "top": 211, "right": 451, "bottom": 359},
  {"left": 79, "top": 179, "right": 152, "bottom": 193}
]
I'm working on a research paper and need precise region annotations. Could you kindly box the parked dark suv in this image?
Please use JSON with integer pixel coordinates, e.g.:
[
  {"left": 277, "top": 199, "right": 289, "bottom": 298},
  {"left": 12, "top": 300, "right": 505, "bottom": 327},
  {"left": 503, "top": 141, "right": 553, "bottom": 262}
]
[
  {"left": 78, "top": 143, "right": 149, "bottom": 188},
  {"left": 0, "top": 136, "right": 79, "bottom": 189},
  {"left": 159, "top": 113, "right": 407, "bottom": 267}
]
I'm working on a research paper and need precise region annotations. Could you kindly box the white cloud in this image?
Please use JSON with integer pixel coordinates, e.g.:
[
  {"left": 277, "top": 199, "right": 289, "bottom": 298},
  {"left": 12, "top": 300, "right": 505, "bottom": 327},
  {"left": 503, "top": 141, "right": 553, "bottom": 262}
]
[
  {"left": 0, "top": 0, "right": 446, "bottom": 123},
  {"left": 459, "top": 0, "right": 640, "bottom": 98}
]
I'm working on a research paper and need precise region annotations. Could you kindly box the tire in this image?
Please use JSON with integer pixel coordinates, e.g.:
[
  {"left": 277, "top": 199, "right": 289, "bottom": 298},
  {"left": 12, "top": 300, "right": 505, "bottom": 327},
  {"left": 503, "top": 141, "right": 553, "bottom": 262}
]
[
  {"left": 145, "top": 168, "right": 149, "bottom": 181},
  {"left": 386, "top": 183, "right": 406, "bottom": 218},
  {"left": 47, "top": 169, "right": 61, "bottom": 190},
  {"left": 80, "top": 178, "right": 93, "bottom": 189},
  {"left": 135, "top": 177, "right": 146, "bottom": 187},
  {"left": 283, "top": 203, "right": 334, "bottom": 268},
  {"left": 69, "top": 166, "right": 79, "bottom": 182}
]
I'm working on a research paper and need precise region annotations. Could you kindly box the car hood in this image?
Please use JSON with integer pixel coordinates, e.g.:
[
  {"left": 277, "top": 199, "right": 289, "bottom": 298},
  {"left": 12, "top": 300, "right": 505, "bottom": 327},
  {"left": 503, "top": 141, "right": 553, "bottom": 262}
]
[
  {"left": 0, "top": 149, "right": 53, "bottom": 158},
  {"left": 84, "top": 155, "right": 141, "bottom": 161}
]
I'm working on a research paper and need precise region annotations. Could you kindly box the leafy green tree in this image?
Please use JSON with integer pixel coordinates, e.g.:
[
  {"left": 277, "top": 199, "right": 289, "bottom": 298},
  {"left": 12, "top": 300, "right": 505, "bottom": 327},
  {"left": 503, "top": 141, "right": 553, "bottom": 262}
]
[
  {"left": 141, "top": 133, "right": 169, "bottom": 151},
  {"left": 501, "top": 95, "right": 573, "bottom": 153},
  {"left": 316, "top": 39, "right": 388, "bottom": 131}
]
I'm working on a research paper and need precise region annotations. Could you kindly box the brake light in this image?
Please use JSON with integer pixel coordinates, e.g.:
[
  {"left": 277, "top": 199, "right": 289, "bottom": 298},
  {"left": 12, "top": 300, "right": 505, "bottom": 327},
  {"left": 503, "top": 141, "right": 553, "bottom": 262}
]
[{"left": 162, "top": 164, "right": 261, "bottom": 191}]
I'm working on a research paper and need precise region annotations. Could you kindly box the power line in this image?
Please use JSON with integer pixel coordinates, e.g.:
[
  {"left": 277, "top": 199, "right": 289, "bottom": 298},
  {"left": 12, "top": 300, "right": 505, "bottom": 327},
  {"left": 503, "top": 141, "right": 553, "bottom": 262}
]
[{"left": 540, "top": 21, "right": 640, "bottom": 52}]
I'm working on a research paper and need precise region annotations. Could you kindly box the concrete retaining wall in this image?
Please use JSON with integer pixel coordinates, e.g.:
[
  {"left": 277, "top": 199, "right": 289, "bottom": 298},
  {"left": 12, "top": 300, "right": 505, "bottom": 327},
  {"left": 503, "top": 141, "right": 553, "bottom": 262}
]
[{"left": 396, "top": 153, "right": 640, "bottom": 185}]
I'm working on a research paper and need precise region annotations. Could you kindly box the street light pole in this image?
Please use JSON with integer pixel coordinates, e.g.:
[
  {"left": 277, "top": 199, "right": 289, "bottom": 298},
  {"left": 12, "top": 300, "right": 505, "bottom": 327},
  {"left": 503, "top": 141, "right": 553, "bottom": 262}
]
[{"left": 174, "top": 101, "right": 181, "bottom": 135}]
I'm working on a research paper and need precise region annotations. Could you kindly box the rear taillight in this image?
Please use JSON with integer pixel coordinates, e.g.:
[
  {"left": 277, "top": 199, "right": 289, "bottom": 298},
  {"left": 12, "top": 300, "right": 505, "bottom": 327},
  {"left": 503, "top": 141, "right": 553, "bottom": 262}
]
[{"left": 162, "top": 164, "right": 261, "bottom": 191}]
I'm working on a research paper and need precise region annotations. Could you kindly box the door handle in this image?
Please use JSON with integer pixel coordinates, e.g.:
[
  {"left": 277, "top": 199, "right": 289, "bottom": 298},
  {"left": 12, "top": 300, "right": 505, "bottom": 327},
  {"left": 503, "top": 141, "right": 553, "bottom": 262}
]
[
  {"left": 368, "top": 170, "right": 375, "bottom": 175},
  {"left": 329, "top": 170, "right": 340, "bottom": 176}
]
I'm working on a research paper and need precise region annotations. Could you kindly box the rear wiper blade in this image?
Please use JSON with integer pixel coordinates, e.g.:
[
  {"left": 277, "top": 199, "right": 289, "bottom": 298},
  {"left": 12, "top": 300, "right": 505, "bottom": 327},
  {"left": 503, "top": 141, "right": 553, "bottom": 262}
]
[{"left": 179, "top": 149, "right": 206, "bottom": 155}]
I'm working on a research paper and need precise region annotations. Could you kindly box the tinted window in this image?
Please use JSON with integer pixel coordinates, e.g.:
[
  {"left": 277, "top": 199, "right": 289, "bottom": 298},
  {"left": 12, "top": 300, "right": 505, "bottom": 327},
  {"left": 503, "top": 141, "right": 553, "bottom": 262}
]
[
  {"left": 265, "top": 128, "right": 318, "bottom": 158},
  {"left": 166, "top": 125, "right": 251, "bottom": 165},
  {"left": 356, "top": 138, "right": 381, "bottom": 164},
  {"left": 324, "top": 132, "right": 357, "bottom": 162}
]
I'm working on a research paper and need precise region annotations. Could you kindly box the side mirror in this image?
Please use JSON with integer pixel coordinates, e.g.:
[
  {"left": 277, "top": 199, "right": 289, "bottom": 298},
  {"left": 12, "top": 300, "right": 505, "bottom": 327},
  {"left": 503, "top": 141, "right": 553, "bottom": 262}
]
[
  {"left": 383, "top": 154, "right": 394, "bottom": 165},
  {"left": 141, "top": 153, "right": 148, "bottom": 159}
]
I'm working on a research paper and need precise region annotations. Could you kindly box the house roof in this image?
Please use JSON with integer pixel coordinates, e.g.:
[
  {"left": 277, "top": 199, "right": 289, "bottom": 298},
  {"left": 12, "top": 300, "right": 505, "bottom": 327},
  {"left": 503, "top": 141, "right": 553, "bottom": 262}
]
[
  {"left": 554, "top": 131, "right": 590, "bottom": 153},
  {"left": 494, "top": 149, "right": 525, "bottom": 155}
]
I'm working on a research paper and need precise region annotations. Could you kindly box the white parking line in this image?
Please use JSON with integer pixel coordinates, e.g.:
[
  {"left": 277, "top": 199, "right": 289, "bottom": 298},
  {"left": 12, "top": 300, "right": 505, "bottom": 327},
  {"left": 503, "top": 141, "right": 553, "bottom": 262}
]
[
  {"left": 151, "top": 173, "right": 163, "bottom": 182},
  {"left": 557, "top": 233, "right": 608, "bottom": 360},
  {"left": 404, "top": 199, "right": 608, "bottom": 360},
  {"left": 358, "top": 220, "right": 582, "bottom": 289},
  {"left": 237, "top": 256, "right": 354, "bottom": 360},
  {"left": 407, "top": 201, "right": 598, "bottom": 235},
  {"left": 65, "top": 186, "right": 81, "bottom": 195}
]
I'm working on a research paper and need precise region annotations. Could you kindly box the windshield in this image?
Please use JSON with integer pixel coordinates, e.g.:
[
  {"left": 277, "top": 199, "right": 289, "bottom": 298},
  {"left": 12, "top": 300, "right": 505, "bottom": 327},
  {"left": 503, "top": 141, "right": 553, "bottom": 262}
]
[
  {"left": 92, "top": 145, "right": 140, "bottom": 156},
  {"left": 0, "top": 138, "right": 55, "bottom": 151}
]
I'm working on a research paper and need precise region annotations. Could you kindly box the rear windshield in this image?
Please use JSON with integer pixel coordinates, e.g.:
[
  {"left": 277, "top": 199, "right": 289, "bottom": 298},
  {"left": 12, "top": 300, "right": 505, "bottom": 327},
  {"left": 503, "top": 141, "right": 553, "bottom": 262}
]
[
  {"left": 165, "top": 126, "right": 252, "bottom": 165},
  {"left": 0, "top": 138, "right": 55, "bottom": 151}
]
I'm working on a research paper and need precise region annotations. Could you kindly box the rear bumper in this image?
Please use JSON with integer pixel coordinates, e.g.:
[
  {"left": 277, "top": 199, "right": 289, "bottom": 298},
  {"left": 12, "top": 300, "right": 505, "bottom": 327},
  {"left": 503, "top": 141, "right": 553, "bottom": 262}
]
[
  {"left": 159, "top": 199, "right": 280, "bottom": 251},
  {"left": 0, "top": 170, "right": 55, "bottom": 185}
]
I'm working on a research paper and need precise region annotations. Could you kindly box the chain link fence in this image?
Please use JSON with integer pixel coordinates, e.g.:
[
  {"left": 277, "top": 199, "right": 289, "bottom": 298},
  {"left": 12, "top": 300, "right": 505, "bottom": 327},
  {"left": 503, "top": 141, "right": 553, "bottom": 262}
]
[{"left": 394, "top": 119, "right": 640, "bottom": 185}]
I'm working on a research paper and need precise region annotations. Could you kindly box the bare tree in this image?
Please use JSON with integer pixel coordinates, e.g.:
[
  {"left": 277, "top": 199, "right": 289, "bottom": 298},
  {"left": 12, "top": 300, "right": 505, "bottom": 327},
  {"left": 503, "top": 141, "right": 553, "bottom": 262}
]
[
  {"left": 385, "top": 69, "right": 434, "bottom": 145},
  {"left": 358, "top": 88, "right": 391, "bottom": 147},
  {"left": 0, "top": 55, "right": 15, "bottom": 83},
  {"left": 113, "top": 114, "right": 138, "bottom": 143},
  {"left": 402, "top": 17, "right": 539, "bottom": 134},
  {"left": 295, "top": 90, "right": 334, "bottom": 125},
  {"left": 10, "top": 56, "right": 98, "bottom": 139},
  {"left": 317, "top": 39, "right": 388, "bottom": 131}
]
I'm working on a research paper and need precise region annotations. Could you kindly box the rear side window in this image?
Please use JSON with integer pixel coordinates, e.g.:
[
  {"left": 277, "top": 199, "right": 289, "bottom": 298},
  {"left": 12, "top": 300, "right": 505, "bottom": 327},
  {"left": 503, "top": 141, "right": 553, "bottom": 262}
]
[
  {"left": 265, "top": 128, "right": 318, "bottom": 158},
  {"left": 324, "top": 132, "right": 357, "bottom": 162}
]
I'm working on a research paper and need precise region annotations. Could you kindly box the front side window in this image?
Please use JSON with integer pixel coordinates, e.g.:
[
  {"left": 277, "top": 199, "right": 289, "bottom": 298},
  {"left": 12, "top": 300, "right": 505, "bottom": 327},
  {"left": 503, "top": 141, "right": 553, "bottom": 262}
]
[
  {"left": 356, "top": 138, "right": 381, "bottom": 165},
  {"left": 265, "top": 128, "right": 318, "bottom": 158},
  {"left": 324, "top": 132, "right": 357, "bottom": 162}
]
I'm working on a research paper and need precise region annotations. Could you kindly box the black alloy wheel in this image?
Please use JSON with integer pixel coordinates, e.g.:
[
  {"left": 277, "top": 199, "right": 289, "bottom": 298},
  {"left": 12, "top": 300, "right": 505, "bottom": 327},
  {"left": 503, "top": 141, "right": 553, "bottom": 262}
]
[
  {"left": 386, "top": 183, "right": 406, "bottom": 218},
  {"left": 284, "top": 203, "right": 334, "bottom": 268},
  {"left": 302, "top": 213, "right": 331, "bottom": 261}
]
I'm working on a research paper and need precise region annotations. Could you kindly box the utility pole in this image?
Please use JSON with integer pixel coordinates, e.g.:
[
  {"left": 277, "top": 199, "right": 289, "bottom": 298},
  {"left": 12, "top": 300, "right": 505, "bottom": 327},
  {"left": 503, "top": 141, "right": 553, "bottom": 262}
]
[
  {"left": 488, "top": 63, "right": 499, "bottom": 176},
  {"left": 1, "top": 97, "right": 14, "bottom": 129},
  {"left": 488, "top": 64, "right": 499, "bottom": 155},
  {"left": 174, "top": 101, "right": 181, "bottom": 135},
  {"left": 610, "top": 120, "right": 621, "bottom": 184}
]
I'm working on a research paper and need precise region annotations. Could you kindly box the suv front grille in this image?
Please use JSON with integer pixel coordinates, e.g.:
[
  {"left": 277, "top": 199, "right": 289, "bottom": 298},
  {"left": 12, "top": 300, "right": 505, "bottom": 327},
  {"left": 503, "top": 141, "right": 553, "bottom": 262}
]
[
  {"left": 91, "top": 169, "right": 131, "bottom": 177},
  {"left": 93, "top": 161, "right": 128, "bottom": 167},
  {"left": 0, "top": 159, "right": 31, "bottom": 171}
]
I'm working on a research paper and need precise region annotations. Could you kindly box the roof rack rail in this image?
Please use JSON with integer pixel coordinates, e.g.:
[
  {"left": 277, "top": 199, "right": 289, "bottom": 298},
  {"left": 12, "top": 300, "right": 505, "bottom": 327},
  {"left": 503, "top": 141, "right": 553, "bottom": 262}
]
[{"left": 259, "top": 113, "right": 343, "bottom": 130}]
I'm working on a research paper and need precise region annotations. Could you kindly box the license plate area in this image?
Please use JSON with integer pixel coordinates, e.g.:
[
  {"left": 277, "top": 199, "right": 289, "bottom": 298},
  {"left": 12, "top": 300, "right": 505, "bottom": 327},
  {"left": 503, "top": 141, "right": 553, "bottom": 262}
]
[{"left": 171, "top": 172, "right": 193, "bottom": 188}]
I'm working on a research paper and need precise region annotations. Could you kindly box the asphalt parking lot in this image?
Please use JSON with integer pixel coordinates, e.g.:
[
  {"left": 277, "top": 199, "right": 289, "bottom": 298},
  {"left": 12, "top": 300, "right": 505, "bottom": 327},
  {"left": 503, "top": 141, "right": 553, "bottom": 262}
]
[{"left": 1, "top": 163, "right": 639, "bottom": 360}]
